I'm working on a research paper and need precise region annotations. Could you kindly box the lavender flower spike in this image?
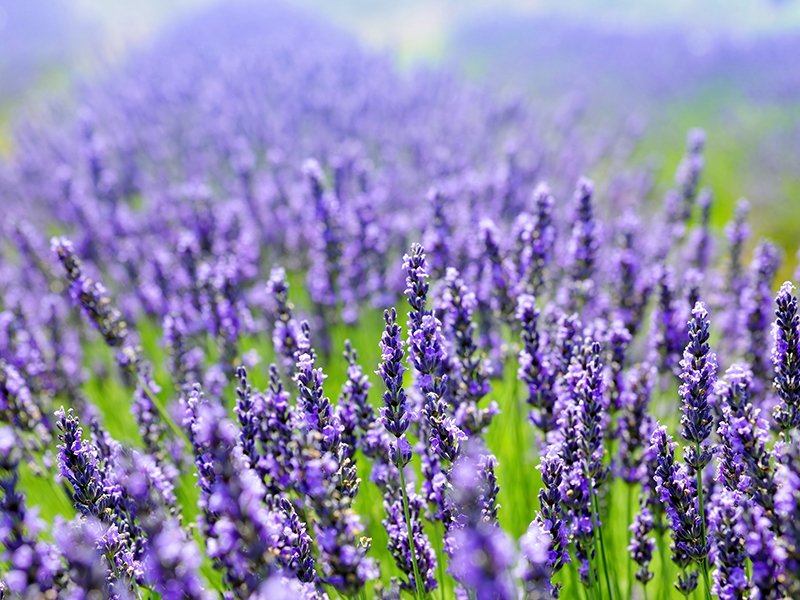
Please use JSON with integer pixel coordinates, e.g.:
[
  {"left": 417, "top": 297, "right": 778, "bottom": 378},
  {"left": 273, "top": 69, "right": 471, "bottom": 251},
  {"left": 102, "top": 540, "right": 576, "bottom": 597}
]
[
  {"left": 533, "top": 445, "right": 569, "bottom": 596},
  {"left": 650, "top": 425, "right": 701, "bottom": 595},
  {"left": 628, "top": 507, "right": 655, "bottom": 586},
  {"left": 378, "top": 308, "right": 411, "bottom": 442},
  {"left": 772, "top": 281, "right": 800, "bottom": 432},
  {"left": 679, "top": 301, "right": 717, "bottom": 471},
  {"left": 448, "top": 442, "right": 517, "bottom": 600},
  {"left": 709, "top": 490, "right": 751, "bottom": 600},
  {"left": 517, "top": 294, "right": 557, "bottom": 434},
  {"left": 55, "top": 407, "right": 110, "bottom": 519}
]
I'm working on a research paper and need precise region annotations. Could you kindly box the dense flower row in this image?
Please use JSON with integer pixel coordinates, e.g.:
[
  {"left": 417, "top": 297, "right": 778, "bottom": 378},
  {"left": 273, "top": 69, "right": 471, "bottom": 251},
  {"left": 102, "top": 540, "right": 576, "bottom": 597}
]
[{"left": 2, "top": 4, "right": 800, "bottom": 600}]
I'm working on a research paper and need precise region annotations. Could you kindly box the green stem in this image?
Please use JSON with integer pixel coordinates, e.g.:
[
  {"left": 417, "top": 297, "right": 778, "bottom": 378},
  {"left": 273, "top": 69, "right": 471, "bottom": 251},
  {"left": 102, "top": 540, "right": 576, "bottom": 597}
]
[
  {"left": 694, "top": 442, "right": 712, "bottom": 600},
  {"left": 655, "top": 527, "right": 670, "bottom": 600},
  {"left": 700, "top": 560, "right": 712, "bottom": 600},
  {"left": 399, "top": 465, "right": 426, "bottom": 599},
  {"left": 626, "top": 485, "right": 634, "bottom": 600},
  {"left": 591, "top": 490, "right": 614, "bottom": 600},
  {"left": 433, "top": 520, "right": 447, "bottom": 600}
]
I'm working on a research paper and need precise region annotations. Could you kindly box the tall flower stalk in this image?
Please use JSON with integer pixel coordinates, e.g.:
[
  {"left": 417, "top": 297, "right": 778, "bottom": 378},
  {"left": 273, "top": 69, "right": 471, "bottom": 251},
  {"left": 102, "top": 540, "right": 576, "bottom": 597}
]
[{"left": 678, "top": 302, "right": 717, "bottom": 600}]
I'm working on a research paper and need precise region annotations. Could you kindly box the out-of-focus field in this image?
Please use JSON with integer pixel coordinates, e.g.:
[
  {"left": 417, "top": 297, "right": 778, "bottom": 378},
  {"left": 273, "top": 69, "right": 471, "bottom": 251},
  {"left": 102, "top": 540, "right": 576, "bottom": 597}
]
[{"left": 2, "top": 0, "right": 798, "bottom": 268}]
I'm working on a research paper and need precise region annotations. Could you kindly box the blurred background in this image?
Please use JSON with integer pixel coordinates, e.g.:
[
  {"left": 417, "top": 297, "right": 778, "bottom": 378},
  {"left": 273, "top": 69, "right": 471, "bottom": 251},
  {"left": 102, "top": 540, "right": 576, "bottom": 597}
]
[{"left": 1, "top": 0, "right": 799, "bottom": 247}]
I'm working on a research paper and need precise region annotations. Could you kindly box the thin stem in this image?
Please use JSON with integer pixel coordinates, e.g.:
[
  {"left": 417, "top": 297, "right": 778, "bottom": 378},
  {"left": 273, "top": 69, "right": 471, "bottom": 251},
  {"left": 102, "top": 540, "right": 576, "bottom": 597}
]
[
  {"left": 433, "top": 520, "right": 447, "bottom": 600},
  {"left": 699, "top": 561, "right": 712, "bottom": 600},
  {"left": 584, "top": 478, "right": 600, "bottom": 599},
  {"left": 399, "top": 465, "right": 426, "bottom": 599},
  {"left": 626, "top": 485, "right": 634, "bottom": 600},
  {"left": 694, "top": 442, "right": 711, "bottom": 600},
  {"left": 591, "top": 489, "right": 614, "bottom": 600},
  {"left": 654, "top": 526, "right": 670, "bottom": 600}
]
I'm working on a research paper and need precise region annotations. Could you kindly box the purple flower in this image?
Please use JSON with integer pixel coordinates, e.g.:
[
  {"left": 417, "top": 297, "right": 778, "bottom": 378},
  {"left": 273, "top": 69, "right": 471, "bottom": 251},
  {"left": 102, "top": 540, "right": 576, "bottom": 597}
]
[
  {"left": 51, "top": 236, "right": 134, "bottom": 360},
  {"left": 532, "top": 445, "right": 569, "bottom": 594},
  {"left": 772, "top": 281, "right": 800, "bottom": 432},
  {"left": 615, "top": 363, "right": 656, "bottom": 484},
  {"left": 479, "top": 218, "right": 516, "bottom": 321},
  {"left": 404, "top": 243, "right": 430, "bottom": 331},
  {"left": 117, "top": 451, "right": 212, "bottom": 600},
  {"left": 774, "top": 432, "right": 800, "bottom": 597},
  {"left": 258, "top": 364, "right": 294, "bottom": 496},
  {"left": 233, "top": 366, "right": 259, "bottom": 467},
  {"left": 709, "top": 489, "right": 751, "bottom": 600},
  {"left": 675, "top": 128, "right": 706, "bottom": 222},
  {"left": 517, "top": 294, "right": 557, "bottom": 434},
  {"left": 0, "top": 426, "right": 63, "bottom": 598},
  {"left": 52, "top": 517, "right": 114, "bottom": 600},
  {"left": 679, "top": 301, "right": 717, "bottom": 470},
  {"left": 715, "top": 365, "right": 777, "bottom": 523},
  {"left": 382, "top": 483, "right": 439, "bottom": 594},
  {"left": 192, "top": 402, "right": 285, "bottom": 597},
  {"left": 517, "top": 520, "right": 554, "bottom": 599},
  {"left": 564, "top": 177, "right": 598, "bottom": 310},
  {"left": 442, "top": 268, "right": 495, "bottom": 435},
  {"left": 650, "top": 426, "right": 703, "bottom": 590},
  {"left": 649, "top": 264, "right": 682, "bottom": 377},
  {"left": 736, "top": 500, "right": 785, "bottom": 600},
  {"left": 337, "top": 340, "right": 374, "bottom": 462},
  {"left": 514, "top": 183, "right": 555, "bottom": 298},
  {"left": 690, "top": 188, "right": 713, "bottom": 272},
  {"left": 628, "top": 507, "right": 655, "bottom": 585},
  {"left": 611, "top": 211, "right": 652, "bottom": 336},
  {"left": 423, "top": 392, "right": 466, "bottom": 464},
  {"left": 55, "top": 407, "right": 110, "bottom": 519},
  {"left": 377, "top": 308, "right": 411, "bottom": 443},
  {"left": 447, "top": 442, "right": 517, "bottom": 600},
  {"left": 743, "top": 241, "right": 782, "bottom": 394}
]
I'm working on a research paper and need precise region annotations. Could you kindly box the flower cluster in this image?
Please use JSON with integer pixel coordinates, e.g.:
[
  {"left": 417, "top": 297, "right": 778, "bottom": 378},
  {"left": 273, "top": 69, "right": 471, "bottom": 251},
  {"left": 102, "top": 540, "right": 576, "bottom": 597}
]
[{"left": 2, "top": 4, "right": 800, "bottom": 600}]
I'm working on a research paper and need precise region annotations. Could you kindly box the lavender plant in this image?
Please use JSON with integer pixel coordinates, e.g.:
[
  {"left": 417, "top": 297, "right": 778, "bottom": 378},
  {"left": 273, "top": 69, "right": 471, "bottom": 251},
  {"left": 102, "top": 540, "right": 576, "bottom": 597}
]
[{"left": 1, "top": 4, "right": 799, "bottom": 600}]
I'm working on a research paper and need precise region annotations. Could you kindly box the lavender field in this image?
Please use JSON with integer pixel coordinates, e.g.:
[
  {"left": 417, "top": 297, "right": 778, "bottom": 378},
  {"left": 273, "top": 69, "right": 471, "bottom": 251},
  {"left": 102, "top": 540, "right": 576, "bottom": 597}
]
[{"left": 1, "top": 2, "right": 800, "bottom": 600}]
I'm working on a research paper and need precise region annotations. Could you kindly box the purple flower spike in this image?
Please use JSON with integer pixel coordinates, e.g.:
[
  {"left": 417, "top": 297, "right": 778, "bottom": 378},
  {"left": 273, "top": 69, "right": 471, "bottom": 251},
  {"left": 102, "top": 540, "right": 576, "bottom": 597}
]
[
  {"left": 518, "top": 520, "right": 555, "bottom": 599},
  {"left": 517, "top": 294, "right": 558, "bottom": 434},
  {"left": 258, "top": 365, "right": 294, "bottom": 496},
  {"left": 448, "top": 442, "right": 517, "bottom": 600},
  {"left": 423, "top": 392, "right": 466, "bottom": 464},
  {"left": 679, "top": 301, "right": 717, "bottom": 471},
  {"left": 650, "top": 426, "right": 702, "bottom": 591},
  {"left": 55, "top": 407, "right": 109, "bottom": 519},
  {"left": 0, "top": 426, "right": 62, "bottom": 598},
  {"left": 611, "top": 211, "right": 652, "bottom": 336},
  {"left": 743, "top": 241, "right": 782, "bottom": 394},
  {"left": 479, "top": 218, "right": 516, "bottom": 321},
  {"left": 709, "top": 490, "right": 751, "bottom": 600},
  {"left": 628, "top": 507, "right": 655, "bottom": 585},
  {"left": 649, "top": 264, "right": 682, "bottom": 377},
  {"left": 715, "top": 364, "right": 777, "bottom": 522},
  {"left": 378, "top": 308, "right": 411, "bottom": 442},
  {"left": 565, "top": 177, "right": 598, "bottom": 310},
  {"left": 772, "top": 281, "right": 800, "bottom": 432},
  {"left": 51, "top": 236, "right": 134, "bottom": 361},
  {"left": 337, "top": 340, "right": 374, "bottom": 458},
  {"left": 532, "top": 445, "right": 569, "bottom": 595},
  {"left": 382, "top": 484, "right": 439, "bottom": 594},
  {"left": 616, "top": 363, "right": 656, "bottom": 484},
  {"left": 404, "top": 243, "right": 430, "bottom": 329},
  {"left": 233, "top": 366, "right": 259, "bottom": 468},
  {"left": 442, "top": 268, "right": 494, "bottom": 435},
  {"left": 517, "top": 183, "right": 555, "bottom": 297},
  {"left": 774, "top": 432, "right": 800, "bottom": 597}
]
